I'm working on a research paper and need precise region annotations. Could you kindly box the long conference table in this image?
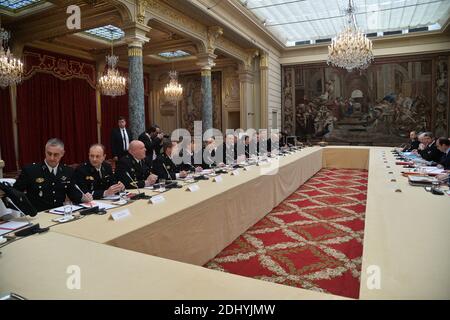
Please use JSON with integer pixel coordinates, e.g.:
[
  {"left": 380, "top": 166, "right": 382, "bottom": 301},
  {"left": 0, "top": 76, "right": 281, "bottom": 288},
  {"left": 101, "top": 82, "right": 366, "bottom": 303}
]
[{"left": 0, "top": 146, "right": 449, "bottom": 299}]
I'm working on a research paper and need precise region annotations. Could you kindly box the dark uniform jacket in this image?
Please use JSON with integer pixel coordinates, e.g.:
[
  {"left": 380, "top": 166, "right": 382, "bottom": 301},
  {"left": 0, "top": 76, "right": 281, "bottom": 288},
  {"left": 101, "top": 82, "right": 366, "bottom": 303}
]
[
  {"left": 419, "top": 140, "right": 444, "bottom": 163},
  {"left": 74, "top": 162, "right": 117, "bottom": 199},
  {"left": 115, "top": 153, "right": 152, "bottom": 189},
  {"left": 152, "top": 154, "right": 180, "bottom": 181},
  {"left": 439, "top": 151, "right": 450, "bottom": 170},
  {"left": 403, "top": 139, "right": 420, "bottom": 152},
  {"left": 13, "top": 162, "right": 82, "bottom": 212}
]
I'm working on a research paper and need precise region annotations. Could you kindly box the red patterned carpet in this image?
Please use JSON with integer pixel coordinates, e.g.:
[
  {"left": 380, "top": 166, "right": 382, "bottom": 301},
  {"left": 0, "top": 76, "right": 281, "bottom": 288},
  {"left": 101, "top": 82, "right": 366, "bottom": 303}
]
[{"left": 204, "top": 168, "right": 368, "bottom": 299}]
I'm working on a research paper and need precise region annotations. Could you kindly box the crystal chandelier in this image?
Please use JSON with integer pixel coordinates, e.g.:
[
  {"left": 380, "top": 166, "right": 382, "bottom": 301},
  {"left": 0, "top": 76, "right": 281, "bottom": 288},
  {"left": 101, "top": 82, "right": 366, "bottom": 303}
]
[
  {"left": 0, "top": 24, "right": 24, "bottom": 89},
  {"left": 98, "top": 32, "right": 126, "bottom": 97},
  {"left": 164, "top": 70, "right": 183, "bottom": 104},
  {"left": 327, "top": 0, "right": 374, "bottom": 72}
]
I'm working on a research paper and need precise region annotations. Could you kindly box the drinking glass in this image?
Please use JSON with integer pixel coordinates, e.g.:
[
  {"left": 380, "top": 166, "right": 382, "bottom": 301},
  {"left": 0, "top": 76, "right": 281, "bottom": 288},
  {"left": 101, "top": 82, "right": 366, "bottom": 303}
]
[
  {"left": 63, "top": 202, "right": 73, "bottom": 220},
  {"left": 159, "top": 179, "right": 166, "bottom": 192}
]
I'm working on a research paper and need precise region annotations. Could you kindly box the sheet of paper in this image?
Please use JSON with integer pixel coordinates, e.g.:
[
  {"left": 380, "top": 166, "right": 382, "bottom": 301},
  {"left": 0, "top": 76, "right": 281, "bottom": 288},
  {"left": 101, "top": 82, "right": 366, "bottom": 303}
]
[
  {"left": 49, "top": 205, "right": 83, "bottom": 215},
  {"left": 423, "top": 167, "right": 445, "bottom": 174},
  {"left": 80, "top": 201, "right": 117, "bottom": 211},
  {"left": 102, "top": 195, "right": 121, "bottom": 201},
  {"left": 0, "top": 221, "right": 30, "bottom": 236}
]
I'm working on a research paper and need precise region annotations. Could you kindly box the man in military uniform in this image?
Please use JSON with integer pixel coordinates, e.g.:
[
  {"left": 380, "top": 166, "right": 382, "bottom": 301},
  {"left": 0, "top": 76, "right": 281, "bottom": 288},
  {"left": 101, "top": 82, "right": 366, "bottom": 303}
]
[
  {"left": 74, "top": 144, "right": 125, "bottom": 199},
  {"left": 115, "top": 140, "right": 158, "bottom": 189},
  {"left": 13, "top": 138, "right": 93, "bottom": 212},
  {"left": 152, "top": 140, "right": 188, "bottom": 181}
]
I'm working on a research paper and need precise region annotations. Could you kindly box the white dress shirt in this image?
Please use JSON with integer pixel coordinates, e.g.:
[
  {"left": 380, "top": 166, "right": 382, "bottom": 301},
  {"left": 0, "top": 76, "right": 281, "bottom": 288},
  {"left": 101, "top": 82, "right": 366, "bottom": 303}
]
[
  {"left": 121, "top": 128, "right": 129, "bottom": 151},
  {"left": 44, "top": 161, "right": 59, "bottom": 176}
]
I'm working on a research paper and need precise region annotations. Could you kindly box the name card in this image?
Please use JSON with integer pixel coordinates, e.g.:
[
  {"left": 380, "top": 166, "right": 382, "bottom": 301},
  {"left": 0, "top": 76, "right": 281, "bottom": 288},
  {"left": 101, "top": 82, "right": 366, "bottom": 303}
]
[
  {"left": 111, "top": 209, "right": 131, "bottom": 221},
  {"left": 231, "top": 170, "right": 240, "bottom": 176},
  {"left": 187, "top": 184, "right": 200, "bottom": 192},
  {"left": 213, "top": 175, "right": 223, "bottom": 183},
  {"left": 150, "top": 195, "right": 165, "bottom": 204}
]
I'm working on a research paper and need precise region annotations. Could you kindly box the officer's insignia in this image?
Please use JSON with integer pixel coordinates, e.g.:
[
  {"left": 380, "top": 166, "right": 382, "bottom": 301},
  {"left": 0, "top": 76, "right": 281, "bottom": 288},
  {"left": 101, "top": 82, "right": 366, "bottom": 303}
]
[
  {"left": 167, "top": 166, "right": 171, "bottom": 169},
  {"left": 131, "top": 168, "right": 135, "bottom": 172},
  {"left": 86, "top": 176, "right": 94, "bottom": 181},
  {"left": 61, "top": 176, "right": 67, "bottom": 181},
  {"left": 35, "top": 177, "right": 45, "bottom": 183},
  {"left": 39, "top": 191, "right": 43, "bottom": 197}
]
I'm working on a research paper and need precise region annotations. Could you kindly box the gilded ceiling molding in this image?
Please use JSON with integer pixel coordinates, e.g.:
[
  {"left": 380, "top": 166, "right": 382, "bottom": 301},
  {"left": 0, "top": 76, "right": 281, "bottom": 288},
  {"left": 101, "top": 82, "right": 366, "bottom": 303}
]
[
  {"left": 136, "top": 0, "right": 146, "bottom": 24},
  {"left": 259, "top": 51, "right": 269, "bottom": 69},
  {"left": 242, "top": 48, "right": 259, "bottom": 71},
  {"left": 214, "top": 37, "right": 247, "bottom": 62},
  {"left": 206, "top": 26, "right": 224, "bottom": 54},
  {"left": 136, "top": 0, "right": 258, "bottom": 67},
  {"left": 196, "top": 52, "right": 217, "bottom": 71},
  {"left": 138, "top": 0, "right": 207, "bottom": 40}
]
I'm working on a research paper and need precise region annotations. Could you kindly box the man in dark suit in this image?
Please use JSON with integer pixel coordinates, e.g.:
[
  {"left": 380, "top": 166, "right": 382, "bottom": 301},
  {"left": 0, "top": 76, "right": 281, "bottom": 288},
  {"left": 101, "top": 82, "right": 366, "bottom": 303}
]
[
  {"left": 138, "top": 125, "right": 164, "bottom": 160},
  {"left": 115, "top": 140, "right": 157, "bottom": 189},
  {"left": 415, "top": 132, "right": 444, "bottom": 163},
  {"left": 221, "top": 134, "right": 237, "bottom": 165},
  {"left": 179, "top": 140, "right": 205, "bottom": 172},
  {"left": 437, "top": 137, "right": 450, "bottom": 170},
  {"left": 403, "top": 131, "right": 420, "bottom": 152},
  {"left": 13, "top": 138, "right": 92, "bottom": 212},
  {"left": 152, "top": 140, "right": 188, "bottom": 181},
  {"left": 74, "top": 144, "right": 125, "bottom": 199},
  {"left": 111, "top": 116, "right": 132, "bottom": 161}
]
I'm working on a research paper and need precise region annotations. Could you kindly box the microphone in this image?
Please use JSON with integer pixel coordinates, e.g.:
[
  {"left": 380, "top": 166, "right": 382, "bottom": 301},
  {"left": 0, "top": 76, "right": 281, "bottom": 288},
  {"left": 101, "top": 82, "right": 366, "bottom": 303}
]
[
  {"left": 15, "top": 223, "right": 49, "bottom": 237},
  {"left": 162, "top": 163, "right": 173, "bottom": 180},
  {"left": 125, "top": 172, "right": 150, "bottom": 200}
]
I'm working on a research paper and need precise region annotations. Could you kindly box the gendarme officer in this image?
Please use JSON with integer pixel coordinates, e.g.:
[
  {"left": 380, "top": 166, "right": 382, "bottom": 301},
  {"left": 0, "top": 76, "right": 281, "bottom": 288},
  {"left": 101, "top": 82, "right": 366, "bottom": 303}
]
[
  {"left": 115, "top": 140, "right": 158, "bottom": 189},
  {"left": 74, "top": 143, "right": 125, "bottom": 199},
  {"left": 152, "top": 140, "right": 188, "bottom": 181},
  {"left": 14, "top": 138, "right": 93, "bottom": 212}
]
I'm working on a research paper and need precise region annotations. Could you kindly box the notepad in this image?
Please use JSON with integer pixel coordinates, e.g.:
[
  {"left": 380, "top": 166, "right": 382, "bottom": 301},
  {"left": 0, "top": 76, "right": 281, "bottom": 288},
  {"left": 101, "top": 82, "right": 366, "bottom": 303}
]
[
  {"left": 0, "top": 221, "right": 31, "bottom": 236},
  {"left": 102, "top": 195, "right": 121, "bottom": 201},
  {"left": 49, "top": 205, "right": 83, "bottom": 215},
  {"left": 80, "top": 201, "right": 117, "bottom": 211}
]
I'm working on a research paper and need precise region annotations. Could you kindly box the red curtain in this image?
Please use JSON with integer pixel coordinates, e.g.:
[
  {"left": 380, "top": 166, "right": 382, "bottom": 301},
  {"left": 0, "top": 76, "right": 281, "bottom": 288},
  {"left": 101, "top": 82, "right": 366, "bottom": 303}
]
[
  {"left": 0, "top": 87, "right": 17, "bottom": 172},
  {"left": 16, "top": 72, "right": 97, "bottom": 167},
  {"left": 101, "top": 94, "right": 130, "bottom": 158},
  {"left": 100, "top": 85, "right": 149, "bottom": 159}
]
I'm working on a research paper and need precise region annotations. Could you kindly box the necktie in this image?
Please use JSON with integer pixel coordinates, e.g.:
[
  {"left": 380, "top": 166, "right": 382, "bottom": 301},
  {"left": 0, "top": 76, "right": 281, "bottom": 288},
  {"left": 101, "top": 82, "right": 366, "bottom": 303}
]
[
  {"left": 122, "top": 129, "right": 127, "bottom": 151},
  {"left": 52, "top": 168, "right": 56, "bottom": 176},
  {"left": 98, "top": 169, "right": 102, "bottom": 179}
]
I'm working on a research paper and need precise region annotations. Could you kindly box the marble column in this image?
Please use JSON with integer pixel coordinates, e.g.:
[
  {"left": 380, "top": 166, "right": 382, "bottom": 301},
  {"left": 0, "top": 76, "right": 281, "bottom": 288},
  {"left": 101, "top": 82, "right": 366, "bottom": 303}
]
[
  {"left": 197, "top": 53, "right": 217, "bottom": 133},
  {"left": 123, "top": 23, "right": 150, "bottom": 140}
]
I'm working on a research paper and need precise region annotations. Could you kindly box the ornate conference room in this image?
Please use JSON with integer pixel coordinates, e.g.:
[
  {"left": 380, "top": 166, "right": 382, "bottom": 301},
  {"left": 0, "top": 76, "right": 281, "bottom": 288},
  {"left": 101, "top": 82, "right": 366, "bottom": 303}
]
[{"left": 0, "top": 0, "right": 449, "bottom": 302}]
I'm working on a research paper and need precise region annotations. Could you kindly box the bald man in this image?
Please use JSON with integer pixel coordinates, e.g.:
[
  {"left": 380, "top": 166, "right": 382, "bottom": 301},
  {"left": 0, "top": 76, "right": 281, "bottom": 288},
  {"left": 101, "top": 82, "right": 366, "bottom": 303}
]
[
  {"left": 74, "top": 144, "right": 125, "bottom": 199},
  {"left": 115, "top": 140, "right": 158, "bottom": 189}
]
